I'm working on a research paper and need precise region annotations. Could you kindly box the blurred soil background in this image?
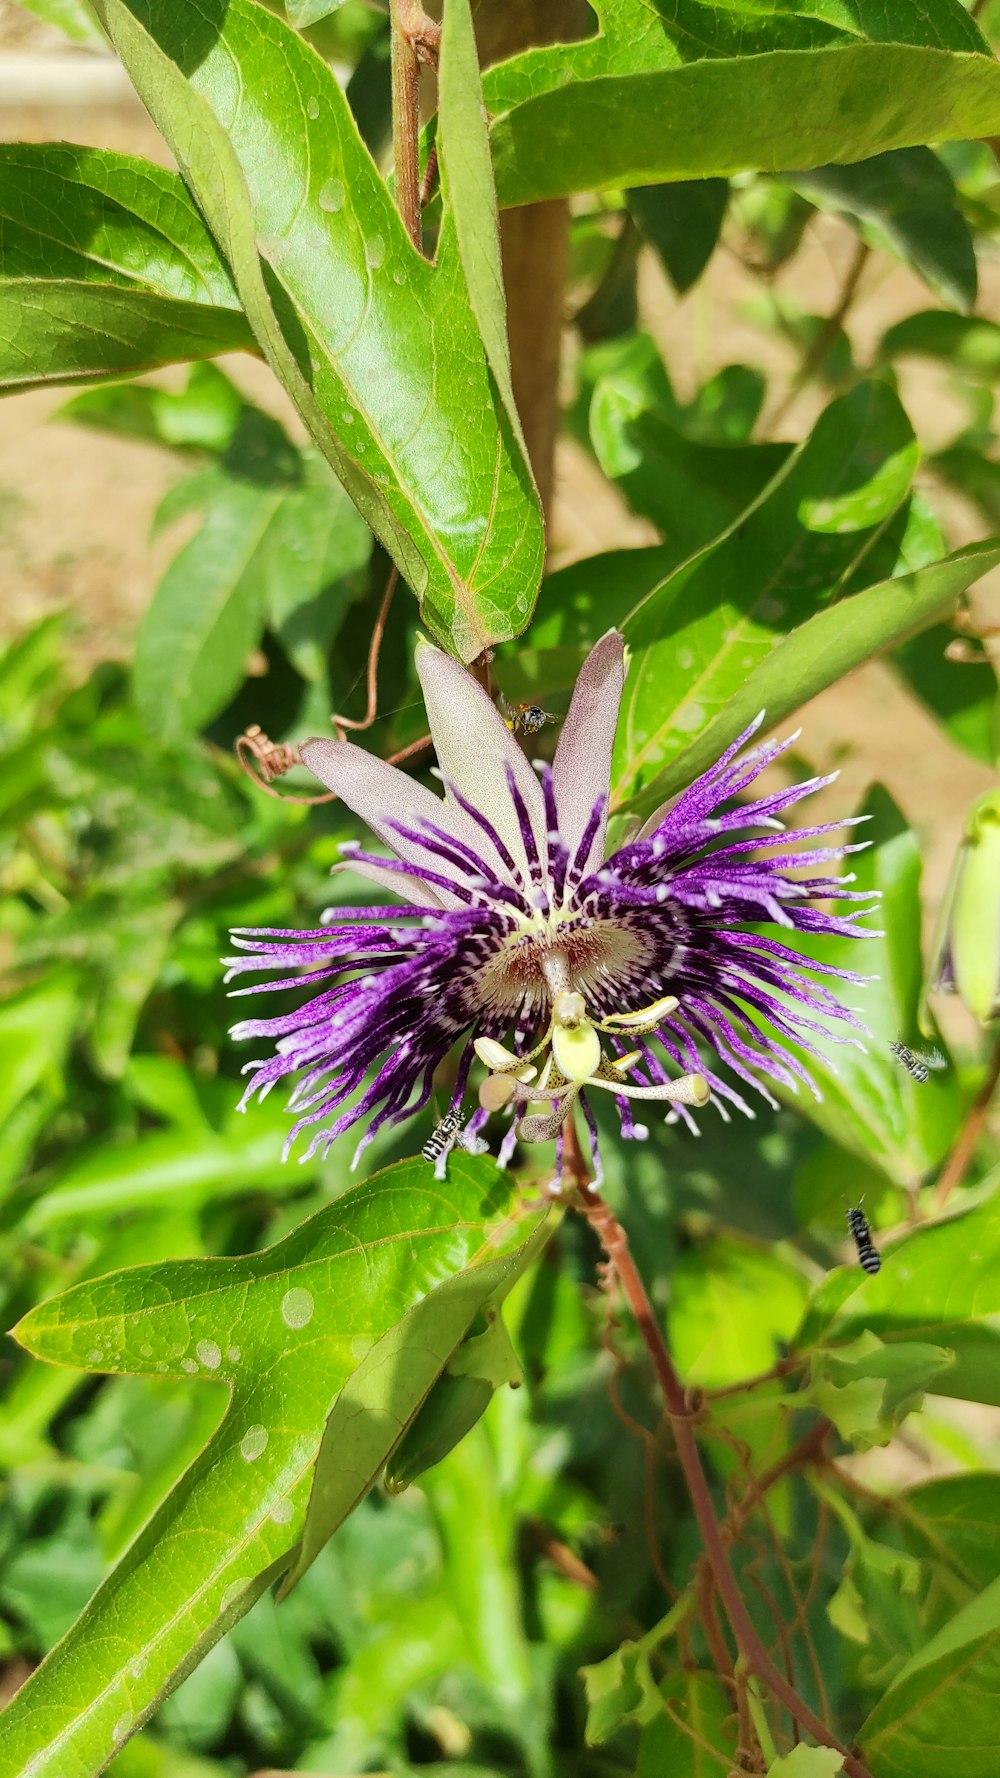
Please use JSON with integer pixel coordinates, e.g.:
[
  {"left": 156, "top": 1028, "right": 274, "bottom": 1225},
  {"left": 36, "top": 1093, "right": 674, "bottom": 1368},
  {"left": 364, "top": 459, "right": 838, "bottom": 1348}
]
[{"left": 0, "top": 4, "right": 998, "bottom": 965}]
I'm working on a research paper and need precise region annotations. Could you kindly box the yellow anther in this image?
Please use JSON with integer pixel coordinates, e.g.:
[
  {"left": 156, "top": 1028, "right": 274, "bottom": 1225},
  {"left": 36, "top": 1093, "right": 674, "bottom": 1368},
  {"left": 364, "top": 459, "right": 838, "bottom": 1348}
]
[
  {"left": 474, "top": 1036, "right": 536, "bottom": 1080},
  {"left": 479, "top": 1073, "right": 518, "bottom": 1113},
  {"left": 677, "top": 1073, "right": 710, "bottom": 1106},
  {"left": 599, "top": 995, "right": 679, "bottom": 1035}
]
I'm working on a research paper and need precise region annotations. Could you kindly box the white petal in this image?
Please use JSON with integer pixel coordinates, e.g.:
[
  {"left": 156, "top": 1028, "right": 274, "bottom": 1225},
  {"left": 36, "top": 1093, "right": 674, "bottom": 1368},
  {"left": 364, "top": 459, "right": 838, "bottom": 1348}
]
[
  {"left": 326, "top": 857, "right": 447, "bottom": 910},
  {"left": 301, "top": 736, "right": 481, "bottom": 908},
  {"left": 552, "top": 630, "right": 625, "bottom": 869},
  {"left": 415, "top": 641, "right": 546, "bottom": 884}
]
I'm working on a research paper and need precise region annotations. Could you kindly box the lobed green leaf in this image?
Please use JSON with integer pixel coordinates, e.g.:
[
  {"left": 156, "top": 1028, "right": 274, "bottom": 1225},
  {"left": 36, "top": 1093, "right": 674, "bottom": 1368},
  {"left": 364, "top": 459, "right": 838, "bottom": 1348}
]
[{"left": 2, "top": 1155, "right": 547, "bottom": 1778}]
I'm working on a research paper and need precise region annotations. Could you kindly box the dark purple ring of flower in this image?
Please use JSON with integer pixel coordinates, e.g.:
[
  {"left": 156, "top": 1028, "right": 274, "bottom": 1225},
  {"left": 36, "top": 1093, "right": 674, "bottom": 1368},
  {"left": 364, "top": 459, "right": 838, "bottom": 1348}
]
[{"left": 225, "top": 631, "right": 878, "bottom": 1184}]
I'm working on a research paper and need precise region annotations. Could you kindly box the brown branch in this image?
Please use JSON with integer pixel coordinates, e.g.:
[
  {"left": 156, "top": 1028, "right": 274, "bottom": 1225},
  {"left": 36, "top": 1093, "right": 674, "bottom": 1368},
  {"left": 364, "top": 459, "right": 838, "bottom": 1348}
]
[
  {"left": 746, "top": 1565, "right": 798, "bottom": 1731},
  {"left": 390, "top": 0, "right": 429, "bottom": 251},
  {"left": 697, "top": 1556, "right": 737, "bottom": 1693},
  {"left": 760, "top": 1499, "right": 833, "bottom": 1728},
  {"left": 725, "top": 1420, "right": 831, "bottom": 1540},
  {"left": 702, "top": 1356, "right": 804, "bottom": 1401},
  {"left": 572, "top": 1183, "right": 872, "bottom": 1778},
  {"left": 934, "top": 1029, "right": 1000, "bottom": 1211},
  {"left": 769, "top": 237, "right": 870, "bottom": 433},
  {"left": 598, "top": 1258, "right": 679, "bottom": 1601}
]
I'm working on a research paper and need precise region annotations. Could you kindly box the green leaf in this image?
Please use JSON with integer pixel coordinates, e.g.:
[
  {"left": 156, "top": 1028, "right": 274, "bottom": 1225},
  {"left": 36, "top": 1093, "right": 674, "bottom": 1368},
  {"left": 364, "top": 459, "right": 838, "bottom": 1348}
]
[
  {"left": 767, "top": 1749, "right": 845, "bottom": 1777},
  {"left": 487, "top": 24, "right": 1000, "bottom": 208},
  {"left": 581, "top": 1642, "right": 662, "bottom": 1743},
  {"left": 800, "top": 1193, "right": 1000, "bottom": 1407},
  {"left": 858, "top": 1571, "right": 1000, "bottom": 1776},
  {"left": 582, "top": 333, "right": 786, "bottom": 555},
  {"left": 85, "top": 897, "right": 182, "bottom": 1082},
  {"left": 0, "top": 973, "right": 79, "bottom": 1130},
  {"left": 627, "top": 180, "right": 728, "bottom": 294},
  {"left": 11, "top": 0, "right": 104, "bottom": 44},
  {"left": 438, "top": 0, "right": 526, "bottom": 461},
  {"left": 133, "top": 407, "right": 369, "bottom": 737},
  {"left": 487, "top": 0, "right": 989, "bottom": 118},
  {"left": 889, "top": 622, "right": 998, "bottom": 765},
  {"left": 894, "top": 1474, "right": 1000, "bottom": 1596},
  {"left": 667, "top": 1234, "right": 808, "bottom": 1390},
  {"left": 877, "top": 309, "right": 1000, "bottom": 375},
  {"left": 1, "top": 1156, "right": 547, "bottom": 1778},
  {"left": 771, "top": 785, "right": 962, "bottom": 1182},
  {"left": 612, "top": 381, "right": 920, "bottom": 809},
  {"left": 286, "top": 0, "right": 348, "bottom": 22},
  {"left": 0, "top": 145, "right": 253, "bottom": 390},
  {"left": 837, "top": 1473, "right": 1000, "bottom": 1685},
  {"left": 283, "top": 1217, "right": 549, "bottom": 1592},
  {"left": 638, "top": 1670, "right": 734, "bottom": 1775},
  {"left": 808, "top": 1332, "right": 953, "bottom": 1449},
  {"left": 61, "top": 362, "right": 244, "bottom": 454},
  {"left": 789, "top": 149, "right": 976, "bottom": 312},
  {"left": 384, "top": 1303, "right": 524, "bottom": 1494},
  {"left": 92, "top": 0, "right": 543, "bottom": 661},
  {"left": 19, "top": 1096, "right": 324, "bottom": 1234},
  {"left": 618, "top": 537, "right": 1000, "bottom": 818}
]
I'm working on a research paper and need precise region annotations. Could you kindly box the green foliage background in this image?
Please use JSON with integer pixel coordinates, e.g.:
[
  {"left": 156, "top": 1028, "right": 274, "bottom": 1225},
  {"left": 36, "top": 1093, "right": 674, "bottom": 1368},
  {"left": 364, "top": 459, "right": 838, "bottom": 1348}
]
[{"left": 1, "top": 1, "right": 1000, "bottom": 1775}]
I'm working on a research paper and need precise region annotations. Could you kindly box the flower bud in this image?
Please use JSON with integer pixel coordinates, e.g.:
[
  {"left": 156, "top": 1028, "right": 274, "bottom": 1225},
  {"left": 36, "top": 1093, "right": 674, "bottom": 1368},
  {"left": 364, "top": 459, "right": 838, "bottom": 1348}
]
[{"left": 930, "top": 788, "right": 1000, "bottom": 1025}]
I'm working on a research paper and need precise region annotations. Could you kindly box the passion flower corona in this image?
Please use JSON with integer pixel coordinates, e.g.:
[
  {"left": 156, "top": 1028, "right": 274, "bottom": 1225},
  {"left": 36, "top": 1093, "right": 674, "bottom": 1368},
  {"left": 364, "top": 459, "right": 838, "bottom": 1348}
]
[{"left": 226, "top": 632, "right": 875, "bottom": 1181}]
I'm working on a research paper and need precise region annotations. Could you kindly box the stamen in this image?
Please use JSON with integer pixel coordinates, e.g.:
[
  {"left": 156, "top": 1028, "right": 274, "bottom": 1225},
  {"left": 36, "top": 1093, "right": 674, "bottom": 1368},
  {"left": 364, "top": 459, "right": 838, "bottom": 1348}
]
[{"left": 599, "top": 994, "right": 679, "bottom": 1034}]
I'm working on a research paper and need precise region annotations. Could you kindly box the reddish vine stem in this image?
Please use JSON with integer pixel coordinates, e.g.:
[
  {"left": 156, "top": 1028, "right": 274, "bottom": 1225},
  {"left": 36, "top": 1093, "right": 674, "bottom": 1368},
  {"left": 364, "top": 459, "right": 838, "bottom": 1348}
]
[
  {"left": 236, "top": 728, "right": 430, "bottom": 803},
  {"left": 572, "top": 1181, "right": 872, "bottom": 1778},
  {"left": 725, "top": 1419, "right": 831, "bottom": 1539},
  {"left": 330, "top": 566, "right": 399, "bottom": 736},
  {"left": 934, "top": 1029, "right": 1000, "bottom": 1211}
]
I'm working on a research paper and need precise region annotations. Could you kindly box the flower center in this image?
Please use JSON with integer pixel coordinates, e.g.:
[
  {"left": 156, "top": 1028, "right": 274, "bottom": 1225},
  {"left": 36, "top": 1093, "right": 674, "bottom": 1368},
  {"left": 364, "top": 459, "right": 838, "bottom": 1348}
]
[{"left": 474, "top": 912, "right": 653, "bottom": 1019}]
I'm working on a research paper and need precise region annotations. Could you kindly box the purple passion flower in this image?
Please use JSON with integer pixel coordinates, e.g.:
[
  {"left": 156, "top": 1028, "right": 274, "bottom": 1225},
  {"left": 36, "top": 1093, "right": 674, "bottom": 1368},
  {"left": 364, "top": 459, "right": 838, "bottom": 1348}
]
[{"left": 226, "top": 632, "right": 874, "bottom": 1182}]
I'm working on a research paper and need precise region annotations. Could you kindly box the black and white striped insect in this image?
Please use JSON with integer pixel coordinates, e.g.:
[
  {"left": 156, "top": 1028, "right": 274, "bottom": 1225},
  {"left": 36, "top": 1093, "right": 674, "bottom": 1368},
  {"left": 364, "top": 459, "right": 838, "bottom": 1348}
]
[
  {"left": 422, "top": 1108, "right": 466, "bottom": 1178},
  {"left": 889, "top": 1041, "right": 945, "bottom": 1084},
  {"left": 845, "top": 1199, "right": 882, "bottom": 1276}
]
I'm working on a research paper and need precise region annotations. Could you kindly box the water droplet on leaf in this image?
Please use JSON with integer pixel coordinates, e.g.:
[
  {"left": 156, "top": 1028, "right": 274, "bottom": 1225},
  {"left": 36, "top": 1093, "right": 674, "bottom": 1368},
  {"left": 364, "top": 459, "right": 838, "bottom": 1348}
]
[
  {"left": 240, "top": 1424, "right": 268, "bottom": 1462},
  {"left": 281, "top": 1287, "right": 314, "bottom": 1329},
  {"left": 319, "top": 178, "right": 345, "bottom": 214}
]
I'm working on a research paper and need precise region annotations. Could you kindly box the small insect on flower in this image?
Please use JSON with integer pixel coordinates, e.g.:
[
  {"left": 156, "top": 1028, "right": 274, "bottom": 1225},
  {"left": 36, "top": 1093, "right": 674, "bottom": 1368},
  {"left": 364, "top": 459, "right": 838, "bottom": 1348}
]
[
  {"left": 889, "top": 1041, "right": 945, "bottom": 1084},
  {"left": 845, "top": 1199, "right": 882, "bottom": 1275},
  {"left": 421, "top": 1108, "right": 467, "bottom": 1178},
  {"left": 499, "top": 692, "right": 557, "bottom": 739}
]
